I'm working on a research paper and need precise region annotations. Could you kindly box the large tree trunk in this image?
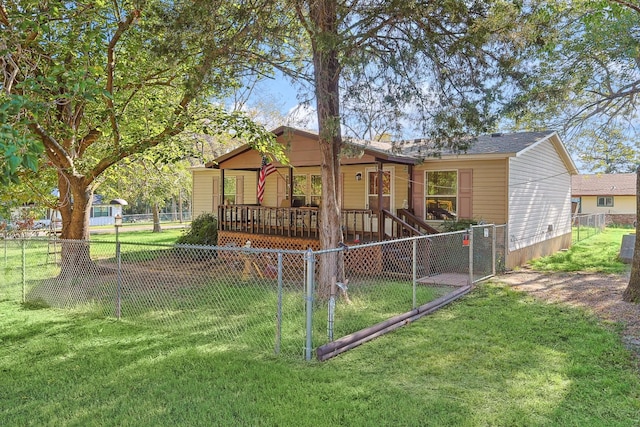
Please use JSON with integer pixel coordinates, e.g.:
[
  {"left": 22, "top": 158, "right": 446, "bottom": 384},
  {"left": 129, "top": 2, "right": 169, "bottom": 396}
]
[
  {"left": 310, "top": 0, "right": 344, "bottom": 299},
  {"left": 56, "top": 172, "right": 95, "bottom": 276},
  {"left": 622, "top": 167, "right": 640, "bottom": 302},
  {"left": 152, "top": 202, "right": 162, "bottom": 233}
]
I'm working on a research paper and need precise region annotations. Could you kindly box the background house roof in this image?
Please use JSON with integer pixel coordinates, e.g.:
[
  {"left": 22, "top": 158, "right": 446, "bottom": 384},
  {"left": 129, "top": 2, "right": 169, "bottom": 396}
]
[{"left": 572, "top": 173, "right": 637, "bottom": 196}]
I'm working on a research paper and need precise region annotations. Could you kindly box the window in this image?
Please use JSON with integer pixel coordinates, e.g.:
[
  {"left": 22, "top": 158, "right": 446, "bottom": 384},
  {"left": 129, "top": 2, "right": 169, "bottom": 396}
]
[
  {"left": 91, "top": 206, "right": 111, "bottom": 218},
  {"left": 224, "top": 177, "right": 237, "bottom": 204},
  {"left": 425, "top": 171, "right": 457, "bottom": 220},
  {"left": 287, "top": 174, "right": 322, "bottom": 207},
  {"left": 597, "top": 196, "right": 614, "bottom": 207},
  {"left": 367, "top": 170, "right": 391, "bottom": 210},
  {"left": 292, "top": 175, "right": 307, "bottom": 206},
  {"left": 310, "top": 175, "right": 322, "bottom": 206}
]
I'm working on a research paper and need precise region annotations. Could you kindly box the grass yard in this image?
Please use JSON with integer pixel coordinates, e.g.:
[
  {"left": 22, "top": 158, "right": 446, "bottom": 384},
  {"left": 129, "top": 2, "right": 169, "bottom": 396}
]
[
  {"left": 1, "top": 283, "right": 639, "bottom": 426},
  {"left": 2, "top": 227, "right": 639, "bottom": 425},
  {"left": 90, "top": 228, "right": 186, "bottom": 245},
  {"left": 530, "top": 227, "right": 631, "bottom": 274}
]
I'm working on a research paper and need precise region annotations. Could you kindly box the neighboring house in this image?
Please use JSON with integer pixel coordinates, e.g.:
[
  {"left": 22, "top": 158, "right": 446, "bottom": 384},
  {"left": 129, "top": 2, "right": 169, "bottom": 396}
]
[
  {"left": 192, "top": 126, "right": 577, "bottom": 268},
  {"left": 8, "top": 195, "right": 123, "bottom": 229},
  {"left": 87, "top": 195, "right": 125, "bottom": 226},
  {"left": 572, "top": 173, "right": 637, "bottom": 225}
]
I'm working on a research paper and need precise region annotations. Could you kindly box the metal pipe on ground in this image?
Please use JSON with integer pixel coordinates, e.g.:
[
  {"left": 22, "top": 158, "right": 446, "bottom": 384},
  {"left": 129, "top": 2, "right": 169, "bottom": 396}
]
[{"left": 316, "top": 285, "right": 472, "bottom": 361}]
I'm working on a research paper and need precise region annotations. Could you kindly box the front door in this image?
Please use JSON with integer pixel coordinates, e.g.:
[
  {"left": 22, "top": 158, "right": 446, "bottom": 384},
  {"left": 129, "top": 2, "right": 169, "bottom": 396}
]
[{"left": 365, "top": 167, "right": 394, "bottom": 235}]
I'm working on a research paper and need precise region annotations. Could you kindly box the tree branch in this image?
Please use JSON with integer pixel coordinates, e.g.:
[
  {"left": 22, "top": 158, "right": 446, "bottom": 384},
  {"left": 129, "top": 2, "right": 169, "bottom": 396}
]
[
  {"left": 105, "top": 8, "right": 140, "bottom": 148},
  {"left": 28, "top": 122, "right": 73, "bottom": 170},
  {"left": 609, "top": 0, "right": 640, "bottom": 15},
  {"left": 77, "top": 129, "right": 102, "bottom": 158}
]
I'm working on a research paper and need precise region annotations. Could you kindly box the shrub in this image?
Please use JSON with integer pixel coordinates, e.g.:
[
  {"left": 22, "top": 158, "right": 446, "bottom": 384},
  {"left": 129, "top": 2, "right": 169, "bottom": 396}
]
[
  {"left": 441, "top": 218, "right": 478, "bottom": 232},
  {"left": 176, "top": 213, "right": 218, "bottom": 246}
]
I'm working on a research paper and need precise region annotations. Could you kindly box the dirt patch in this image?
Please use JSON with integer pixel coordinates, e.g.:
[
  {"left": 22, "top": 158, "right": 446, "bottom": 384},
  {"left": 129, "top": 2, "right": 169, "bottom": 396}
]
[{"left": 494, "top": 269, "right": 640, "bottom": 364}]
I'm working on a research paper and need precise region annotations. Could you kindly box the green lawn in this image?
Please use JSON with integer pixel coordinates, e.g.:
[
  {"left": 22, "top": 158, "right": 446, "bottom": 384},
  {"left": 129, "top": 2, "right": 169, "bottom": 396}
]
[
  {"left": 1, "top": 227, "right": 639, "bottom": 425},
  {"left": 530, "top": 227, "right": 632, "bottom": 273},
  {"left": 1, "top": 283, "right": 638, "bottom": 426},
  {"left": 90, "top": 228, "right": 186, "bottom": 245}
]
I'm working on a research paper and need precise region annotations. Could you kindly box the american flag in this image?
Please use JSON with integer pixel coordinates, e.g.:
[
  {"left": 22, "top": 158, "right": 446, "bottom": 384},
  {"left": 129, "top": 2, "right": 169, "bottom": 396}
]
[{"left": 257, "top": 156, "right": 276, "bottom": 204}]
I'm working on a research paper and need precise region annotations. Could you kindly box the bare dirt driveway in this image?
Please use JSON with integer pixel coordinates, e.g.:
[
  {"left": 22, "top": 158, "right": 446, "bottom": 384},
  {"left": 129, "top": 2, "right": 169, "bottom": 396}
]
[{"left": 494, "top": 270, "right": 640, "bottom": 365}]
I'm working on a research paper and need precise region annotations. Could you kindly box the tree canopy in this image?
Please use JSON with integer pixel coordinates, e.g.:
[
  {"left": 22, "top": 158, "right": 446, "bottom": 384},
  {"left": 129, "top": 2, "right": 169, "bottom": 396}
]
[
  {"left": 501, "top": 0, "right": 640, "bottom": 302},
  {"left": 0, "top": 0, "right": 282, "bottom": 241},
  {"left": 505, "top": 0, "right": 640, "bottom": 135}
]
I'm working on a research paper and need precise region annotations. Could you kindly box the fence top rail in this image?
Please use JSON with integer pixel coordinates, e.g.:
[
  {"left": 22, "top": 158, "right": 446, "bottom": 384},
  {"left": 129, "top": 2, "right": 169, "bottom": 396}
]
[
  {"left": 471, "top": 223, "right": 497, "bottom": 229},
  {"left": 10, "top": 224, "right": 508, "bottom": 255},
  {"left": 313, "top": 230, "right": 468, "bottom": 255}
]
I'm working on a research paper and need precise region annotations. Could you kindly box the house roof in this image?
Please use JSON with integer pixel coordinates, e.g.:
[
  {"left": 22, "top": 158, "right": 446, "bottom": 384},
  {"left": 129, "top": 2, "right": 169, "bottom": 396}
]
[
  {"left": 272, "top": 126, "right": 418, "bottom": 165},
  {"left": 396, "top": 130, "right": 556, "bottom": 156},
  {"left": 572, "top": 173, "right": 637, "bottom": 196},
  {"left": 398, "top": 130, "right": 577, "bottom": 174},
  {"left": 205, "top": 126, "right": 418, "bottom": 168},
  {"left": 205, "top": 126, "right": 577, "bottom": 173}
]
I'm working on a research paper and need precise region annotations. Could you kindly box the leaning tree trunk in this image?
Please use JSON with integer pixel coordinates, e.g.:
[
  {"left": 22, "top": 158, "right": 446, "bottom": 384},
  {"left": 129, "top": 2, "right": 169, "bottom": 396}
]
[
  {"left": 622, "top": 167, "right": 640, "bottom": 302},
  {"left": 56, "top": 172, "right": 95, "bottom": 277},
  {"left": 152, "top": 202, "right": 162, "bottom": 233},
  {"left": 310, "top": 0, "right": 345, "bottom": 300}
]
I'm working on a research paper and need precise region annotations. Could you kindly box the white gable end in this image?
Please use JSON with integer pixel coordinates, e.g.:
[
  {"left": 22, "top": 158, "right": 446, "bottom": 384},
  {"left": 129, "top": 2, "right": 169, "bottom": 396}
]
[{"left": 507, "top": 137, "right": 572, "bottom": 251}]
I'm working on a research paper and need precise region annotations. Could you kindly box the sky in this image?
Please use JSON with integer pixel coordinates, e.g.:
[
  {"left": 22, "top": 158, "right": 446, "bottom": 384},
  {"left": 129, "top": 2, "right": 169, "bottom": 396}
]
[{"left": 244, "top": 71, "right": 319, "bottom": 131}]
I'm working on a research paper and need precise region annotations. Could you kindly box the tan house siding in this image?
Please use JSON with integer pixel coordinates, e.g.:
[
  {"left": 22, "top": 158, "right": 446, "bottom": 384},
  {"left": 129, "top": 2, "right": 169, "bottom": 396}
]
[
  {"left": 508, "top": 136, "right": 572, "bottom": 252},
  {"left": 342, "top": 164, "right": 368, "bottom": 210},
  {"left": 192, "top": 169, "right": 259, "bottom": 216},
  {"left": 339, "top": 164, "right": 411, "bottom": 212},
  {"left": 192, "top": 168, "right": 217, "bottom": 218},
  {"left": 415, "top": 159, "right": 508, "bottom": 224},
  {"left": 463, "top": 159, "right": 507, "bottom": 224}
]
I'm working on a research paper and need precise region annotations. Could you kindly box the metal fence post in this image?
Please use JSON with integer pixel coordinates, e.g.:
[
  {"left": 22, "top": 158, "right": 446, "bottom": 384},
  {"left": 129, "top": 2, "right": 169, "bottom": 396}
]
[
  {"left": 21, "top": 239, "right": 26, "bottom": 303},
  {"left": 468, "top": 228, "right": 474, "bottom": 286},
  {"left": 504, "top": 223, "right": 509, "bottom": 268},
  {"left": 275, "top": 251, "right": 283, "bottom": 355},
  {"left": 304, "top": 248, "right": 315, "bottom": 361},
  {"left": 492, "top": 225, "right": 496, "bottom": 277},
  {"left": 412, "top": 238, "right": 417, "bottom": 309},
  {"left": 115, "top": 239, "right": 122, "bottom": 319}
]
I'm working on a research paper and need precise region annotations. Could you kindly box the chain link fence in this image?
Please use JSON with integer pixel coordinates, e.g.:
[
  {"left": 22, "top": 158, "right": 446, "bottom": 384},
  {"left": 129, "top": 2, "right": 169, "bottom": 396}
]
[
  {"left": 2, "top": 225, "right": 504, "bottom": 360},
  {"left": 572, "top": 213, "right": 606, "bottom": 244}
]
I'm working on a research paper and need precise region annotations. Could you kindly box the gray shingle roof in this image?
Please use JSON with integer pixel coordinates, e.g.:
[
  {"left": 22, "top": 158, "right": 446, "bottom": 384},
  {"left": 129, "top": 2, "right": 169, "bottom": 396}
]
[{"left": 396, "top": 131, "right": 557, "bottom": 158}]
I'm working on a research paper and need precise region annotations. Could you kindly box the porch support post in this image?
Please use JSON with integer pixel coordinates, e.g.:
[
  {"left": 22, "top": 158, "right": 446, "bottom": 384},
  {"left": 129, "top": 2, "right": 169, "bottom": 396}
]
[
  {"left": 377, "top": 160, "right": 384, "bottom": 239},
  {"left": 407, "top": 164, "right": 413, "bottom": 212},
  {"left": 220, "top": 168, "right": 225, "bottom": 205},
  {"left": 288, "top": 167, "right": 293, "bottom": 202}
]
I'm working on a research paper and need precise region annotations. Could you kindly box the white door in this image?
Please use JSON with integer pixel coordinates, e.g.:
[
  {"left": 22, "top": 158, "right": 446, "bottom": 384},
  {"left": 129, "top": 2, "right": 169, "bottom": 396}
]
[{"left": 365, "top": 167, "right": 394, "bottom": 235}]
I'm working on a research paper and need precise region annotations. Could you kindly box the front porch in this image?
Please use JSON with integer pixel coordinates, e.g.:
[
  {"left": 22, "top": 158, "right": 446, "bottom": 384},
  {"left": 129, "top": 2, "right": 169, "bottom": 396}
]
[
  {"left": 218, "top": 204, "right": 377, "bottom": 242},
  {"left": 217, "top": 204, "right": 439, "bottom": 246}
]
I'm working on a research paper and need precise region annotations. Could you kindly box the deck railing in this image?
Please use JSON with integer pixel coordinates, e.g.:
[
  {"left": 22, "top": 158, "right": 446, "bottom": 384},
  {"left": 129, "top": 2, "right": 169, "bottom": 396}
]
[
  {"left": 218, "top": 204, "right": 318, "bottom": 238},
  {"left": 218, "top": 205, "right": 434, "bottom": 242},
  {"left": 396, "top": 209, "right": 440, "bottom": 235}
]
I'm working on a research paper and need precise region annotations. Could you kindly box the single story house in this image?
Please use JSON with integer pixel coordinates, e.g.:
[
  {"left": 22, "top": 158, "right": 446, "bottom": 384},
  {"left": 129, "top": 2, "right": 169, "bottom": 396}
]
[
  {"left": 191, "top": 126, "right": 578, "bottom": 268},
  {"left": 571, "top": 173, "right": 637, "bottom": 225}
]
